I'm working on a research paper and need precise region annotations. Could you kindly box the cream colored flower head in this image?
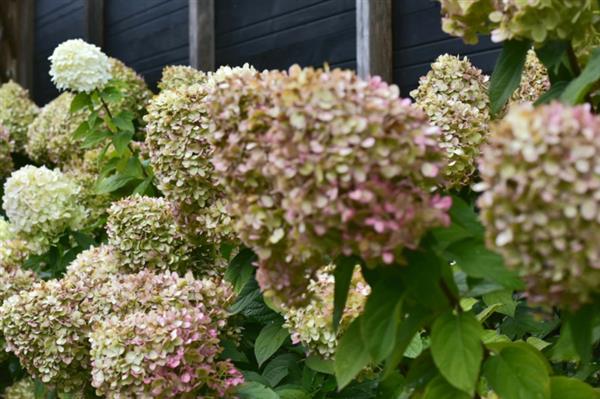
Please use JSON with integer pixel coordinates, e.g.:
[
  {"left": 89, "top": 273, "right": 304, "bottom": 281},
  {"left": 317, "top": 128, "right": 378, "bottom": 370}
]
[{"left": 49, "top": 39, "right": 112, "bottom": 93}]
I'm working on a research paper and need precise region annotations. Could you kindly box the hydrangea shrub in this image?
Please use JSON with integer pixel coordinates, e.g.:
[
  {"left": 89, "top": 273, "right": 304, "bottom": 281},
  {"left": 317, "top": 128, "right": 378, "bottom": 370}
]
[
  {"left": 0, "top": 81, "right": 38, "bottom": 153},
  {"left": 478, "top": 102, "right": 600, "bottom": 307},
  {"left": 0, "top": 125, "right": 13, "bottom": 178},
  {"left": 207, "top": 65, "right": 451, "bottom": 302}
]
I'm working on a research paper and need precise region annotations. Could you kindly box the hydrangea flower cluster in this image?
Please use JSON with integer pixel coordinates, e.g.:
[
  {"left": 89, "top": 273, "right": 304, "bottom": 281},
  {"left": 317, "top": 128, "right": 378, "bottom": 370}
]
[
  {"left": 477, "top": 103, "right": 600, "bottom": 307},
  {"left": 26, "top": 92, "right": 88, "bottom": 166},
  {"left": 49, "top": 39, "right": 112, "bottom": 93},
  {"left": 0, "top": 81, "right": 39, "bottom": 153},
  {"left": 108, "top": 58, "right": 153, "bottom": 121},
  {"left": 410, "top": 54, "right": 490, "bottom": 187},
  {"left": 509, "top": 49, "right": 550, "bottom": 106},
  {"left": 0, "top": 218, "right": 11, "bottom": 242},
  {"left": 90, "top": 306, "right": 243, "bottom": 398},
  {"left": 106, "top": 195, "right": 194, "bottom": 273},
  {"left": 2, "top": 166, "right": 87, "bottom": 254},
  {"left": 206, "top": 65, "right": 450, "bottom": 301},
  {"left": 282, "top": 264, "right": 369, "bottom": 358},
  {"left": 157, "top": 65, "right": 207, "bottom": 91},
  {"left": 63, "top": 149, "right": 113, "bottom": 222},
  {"left": 0, "top": 278, "right": 92, "bottom": 391},
  {"left": 0, "top": 125, "right": 13, "bottom": 178},
  {"left": 145, "top": 74, "right": 234, "bottom": 246},
  {"left": 0, "top": 238, "right": 29, "bottom": 270},
  {"left": 4, "top": 378, "right": 35, "bottom": 399},
  {"left": 439, "top": 0, "right": 600, "bottom": 49}
]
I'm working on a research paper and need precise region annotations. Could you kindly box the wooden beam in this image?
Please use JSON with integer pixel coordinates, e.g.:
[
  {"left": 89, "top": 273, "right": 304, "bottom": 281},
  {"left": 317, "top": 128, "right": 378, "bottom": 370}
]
[
  {"left": 17, "top": 0, "right": 34, "bottom": 90},
  {"left": 189, "top": 0, "right": 215, "bottom": 71},
  {"left": 356, "top": 0, "right": 392, "bottom": 82},
  {"left": 85, "top": 0, "right": 104, "bottom": 47}
]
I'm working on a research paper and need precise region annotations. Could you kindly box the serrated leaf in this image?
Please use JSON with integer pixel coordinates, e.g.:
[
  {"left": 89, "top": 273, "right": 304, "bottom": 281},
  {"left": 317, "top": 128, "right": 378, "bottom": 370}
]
[
  {"left": 404, "top": 332, "right": 423, "bottom": 359},
  {"left": 335, "top": 317, "right": 370, "bottom": 390},
  {"left": 360, "top": 280, "right": 402, "bottom": 362},
  {"left": 255, "top": 322, "right": 289, "bottom": 367},
  {"left": 305, "top": 355, "right": 334, "bottom": 375},
  {"left": 95, "top": 173, "right": 135, "bottom": 194},
  {"left": 550, "top": 376, "right": 600, "bottom": 399},
  {"left": 333, "top": 255, "right": 361, "bottom": 331},
  {"left": 483, "top": 290, "right": 516, "bottom": 317},
  {"left": 230, "top": 279, "right": 262, "bottom": 315},
  {"left": 82, "top": 129, "right": 111, "bottom": 149},
  {"left": 431, "top": 311, "right": 483, "bottom": 395},
  {"left": 225, "top": 248, "right": 257, "bottom": 294},
  {"left": 237, "top": 382, "right": 279, "bottom": 399},
  {"left": 561, "top": 48, "right": 600, "bottom": 104},
  {"left": 490, "top": 40, "right": 530, "bottom": 115},
  {"left": 112, "top": 131, "right": 133, "bottom": 155},
  {"left": 72, "top": 121, "right": 90, "bottom": 140},
  {"left": 484, "top": 344, "right": 551, "bottom": 399},
  {"left": 447, "top": 238, "right": 524, "bottom": 290},
  {"left": 423, "top": 376, "right": 471, "bottom": 399},
  {"left": 263, "top": 354, "right": 296, "bottom": 387},
  {"left": 101, "top": 86, "right": 123, "bottom": 103},
  {"left": 70, "top": 92, "right": 91, "bottom": 113}
]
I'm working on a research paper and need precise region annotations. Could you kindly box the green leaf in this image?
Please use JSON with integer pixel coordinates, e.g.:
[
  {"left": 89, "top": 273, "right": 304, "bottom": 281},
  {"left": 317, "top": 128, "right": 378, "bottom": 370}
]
[
  {"left": 489, "top": 40, "right": 531, "bottom": 115},
  {"left": 82, "top": 129, "right": 112, "bottom": 148},
  {"left": 113, "top": 111, "right": 135, "bottom": 133},
  {"left": 550, "top": 376, "right": 600, "bottom": 399},
  {"left": 383, "top": 305, "right": 430, "bottom": 378},
  {"left": 335, "top": 317, "right": 371, "bottom": 390},
  {"left": 255, "top": 322, "right": 289, "bottom": 367},
  {"left": 446, "top": 238, "right": 524, "bottom": 290},
  {"left": 263, "top": 354, "right": 296, "bottom": 387},
  {"left": 430, "top": 311, "right": 483, "bottom": 395},
  {"left": 72, "top": 232, "right": 95, "bottom": 249},
  {"left": 237, "top": 382, "right": 279, "bottom": 399},
  {"left": 133, "top": 177, "right": 153, "bottom": 196},
  {"left": 72, "top": 121, "right": 90, "bottom": 140},
  {"left": 95, "top": 173, "right": 135, "bottom": 194},
  {"left": 275, "top": 386, "right": 310, "bottom": 399},
  {"left": 305, "top": 355, "right": 334, "bottom": 375},
  {"left": 225, "top": 248, "right": 257, "bottom": 294},
  {"left": 360, "top": 280, "right": 403, "bottom": 362},
  {"left": 333, "top": 255, "right": 361, "bottom": 331},
  {"left": 535, "top": 41, "right": 568, "bottom": 70},
  {"left": 449, "top": 195, "right": 485, "bottom": 237},
  {"left": 230, "top": 279, "right": 262, "bottom": 315},
  {"left": 534, "top": 81, "right": 569, "bottom": 105},
  {"left": 124, "top": 157, "right": 144, "bottom": 179},
  {"left": 101, "top": 86, "right": 123, "bottom": 103},
  {"left": 483, "top": 344, "right": 551, "bottom": 399},
  {"left": 70, "top": 92, "right": 91, "bottom": 113},
  {"left": 483, "top": 290, "right": 516, "bottom": 317},
  {"left": 566, "top": 304, "right": 595, "bottom": 363},
  {"left": 423, "top": 376, "right": 471, "bottom": 399},
  {"left": 404, "top": 332, "right": 423, "bottom": 359},
  {"left": 112, "top": 131, "right": 133, "bottom": 155},
  {"left": 561, "top": 48, "right": 600, "bottom": 104}
]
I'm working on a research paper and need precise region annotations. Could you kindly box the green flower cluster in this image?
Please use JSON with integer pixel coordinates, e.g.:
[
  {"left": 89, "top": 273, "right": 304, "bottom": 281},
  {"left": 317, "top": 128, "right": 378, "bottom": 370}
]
[
  {"left": 0, "top": 81, "right": 38, "bottom": 153},
  {"left": 90, "top": 307, "right": 243, "bottom": 398},
  {"left": 0, "top": 125, "right": 13, "bottom": 178},
  {"left": 106, "top": 195, "right": 194, "bottom": 273},
  {"left": 478, "top": 103, "right": 600, "bottom": 307},
  {"left": 4, "top": 378, "right": 35, "bottom": 399},
  {"left": 25, "top": 92, "right": 87, "bottom": 166},
  {"left": 206, "top": 65, "right": 450, "bottom": 302},
  {"left": 509, "top": 49, "right": 550, "bottom": 106},
  {"left": 439, "top": 0, "right": 600, "bottom": 53},
  {"left": 157, "top": 65, "right": 207, "bottom": 91},
  {"left": 108, "top": 58, "right": 153, "bottom": 123},
  {"left": 145, "top": 72, "right": 234, "bottom": 246},
  {"left": 411, "top": 54, "right": 490, "bottom": 187},
  {"left": 282, "top": 264, "right": 369, "bottom": 358},
  {"left": 2, "top": 166, "right": 87, "bottom": 254}
]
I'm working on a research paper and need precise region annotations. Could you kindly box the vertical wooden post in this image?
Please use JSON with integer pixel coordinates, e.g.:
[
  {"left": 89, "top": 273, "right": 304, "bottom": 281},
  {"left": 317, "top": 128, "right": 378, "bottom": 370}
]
[
  {"left": 17, "top": 0, "right": 34, "bottom": 90},
  {"left": 189, "top": 0, "right": 215, "bottom": 71},
  {"left": 356, "top": 0, "right": 392, "bottom": 82},
  {"left": 85, "top": 0, "right": 104, "bottom": 47}
]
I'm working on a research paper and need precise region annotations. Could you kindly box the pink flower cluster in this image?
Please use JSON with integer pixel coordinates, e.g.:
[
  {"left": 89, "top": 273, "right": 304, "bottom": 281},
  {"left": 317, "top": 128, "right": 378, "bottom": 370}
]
[{"left": 206, "top": 65, "right": 451, "bottom": 302}]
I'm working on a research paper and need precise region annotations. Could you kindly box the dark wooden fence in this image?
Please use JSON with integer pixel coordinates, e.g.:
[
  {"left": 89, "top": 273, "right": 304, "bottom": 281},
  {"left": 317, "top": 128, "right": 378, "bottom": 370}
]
[{"left": 31, "top": 0, "right": 500, "bottom": 105}]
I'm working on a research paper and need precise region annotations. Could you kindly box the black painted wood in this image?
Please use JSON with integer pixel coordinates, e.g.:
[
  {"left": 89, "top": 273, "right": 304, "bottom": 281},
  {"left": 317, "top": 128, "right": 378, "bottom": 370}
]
[
  {"left": 104, "top": 0, "right": 189, "bottom": 90},
  {"left": 215, "top": 0, "right": 356, "bottom": 71},
  {"left": 34, "top": 0, "right": 85, "bottom": 105},
  {"left": 393, "top": 0, "right": 501, "bottom": 95}
]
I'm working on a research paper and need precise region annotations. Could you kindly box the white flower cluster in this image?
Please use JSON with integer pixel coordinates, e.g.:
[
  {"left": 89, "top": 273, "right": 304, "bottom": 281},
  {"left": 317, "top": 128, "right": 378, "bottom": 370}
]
[
  {"left": 49, "top": 39, "right": 112, "bottom": 93},
  {"left": 2, "top": 166, "right": 87, "bottom": 254}
]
